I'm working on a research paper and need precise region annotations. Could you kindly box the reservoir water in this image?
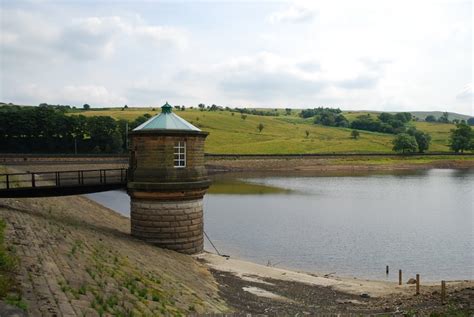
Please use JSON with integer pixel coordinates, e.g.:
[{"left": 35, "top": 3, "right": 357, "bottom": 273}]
[{"left": 86, "top": 169, "right": 473, "bottom": 281}]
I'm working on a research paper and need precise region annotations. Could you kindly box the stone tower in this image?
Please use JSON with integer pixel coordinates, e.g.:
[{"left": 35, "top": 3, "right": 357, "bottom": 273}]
[{"left": 127, "top": 102, "right": 210, "bottom": 254}]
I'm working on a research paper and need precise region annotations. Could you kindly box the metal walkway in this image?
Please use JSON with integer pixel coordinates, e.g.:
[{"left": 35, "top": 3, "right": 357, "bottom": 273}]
[{"left": 0, "top": 168, "right": 128, "bottom": 198}]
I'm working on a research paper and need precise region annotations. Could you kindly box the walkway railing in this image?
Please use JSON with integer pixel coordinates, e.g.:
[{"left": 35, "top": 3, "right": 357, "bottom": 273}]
[{"left": 0, "top": 168, "right": 128, "bottom": 197}]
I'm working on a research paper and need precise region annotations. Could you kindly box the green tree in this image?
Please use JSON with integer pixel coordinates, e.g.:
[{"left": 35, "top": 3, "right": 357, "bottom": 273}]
[
  {"left": 87, "top": 116, "right": 120, "bottom": 152},
  {"left": 130, "top": 114, "right": 151, "bottom": 130},
  {"left": 241, "top": 114, "right": 247, "bottom": 120},
  {"left": 450, "top": 122, "right": 473, "bottom": 153},
  {"left": 438, "top": 112, "right": 449, "bottom": 123},
  {"left": 425, "top": 115, "right": 436, "bottom": 122},
  {"left": 107, "top": 131, "right": 124, "bottom": 153},
  {"left": 305, "top": 130, "right": 310, "bottom": 138},
  {"left": 83, "top": 104, "right": 90, "bottom": 110},
  {"left": 351, "top": 130, "right": 360, "bottom": 139},
  {"left": 392, "top": 133, "right": 418, "bottom": 153},
  {"left": 257, "top": 123, "right": 264, "bottom": 132},
  {"left": 414, "top": 131, "right": 431, "bottom": 153},
  {"left": 407, "top": 128, "right": 431, "bottom": 153}
]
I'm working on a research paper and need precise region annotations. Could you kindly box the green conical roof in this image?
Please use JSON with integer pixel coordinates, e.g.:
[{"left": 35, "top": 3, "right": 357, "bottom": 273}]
[
  {"left": 161, "top": 102, "right": 172, "bottom": 113},
  {"left": 133, "top": 102, "right": 200, "bottom": 131}
]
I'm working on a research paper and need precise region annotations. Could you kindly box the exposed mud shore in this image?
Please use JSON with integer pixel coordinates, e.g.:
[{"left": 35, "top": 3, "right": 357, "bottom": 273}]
[{"left": 206, "top": 155, "right": 474, "bottom": 173}]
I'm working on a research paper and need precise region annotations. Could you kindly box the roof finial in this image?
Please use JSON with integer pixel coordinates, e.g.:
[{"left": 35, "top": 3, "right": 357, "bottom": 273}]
[{"left": 162, "top": 102, "right": 172, "bottom": 114}]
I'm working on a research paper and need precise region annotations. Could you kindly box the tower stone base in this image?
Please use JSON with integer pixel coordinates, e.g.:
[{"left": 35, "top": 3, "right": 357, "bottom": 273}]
[{"left": 130, "top": 198, "right": 204, "bottom": 254}]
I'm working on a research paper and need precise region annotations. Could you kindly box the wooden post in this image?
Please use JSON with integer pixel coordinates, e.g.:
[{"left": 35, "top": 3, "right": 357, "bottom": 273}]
[
  {"left": 416, "top": 274, "right": 420, "bottom": 295},
  {"left": 441, "top": 280, "right": 446, "bottom": 304},
  {"left": 386, "top": 265, "right": 389, "bottom": 275},
  {"left": 399, "top": 270, "right": 402, "bottom": 285}
]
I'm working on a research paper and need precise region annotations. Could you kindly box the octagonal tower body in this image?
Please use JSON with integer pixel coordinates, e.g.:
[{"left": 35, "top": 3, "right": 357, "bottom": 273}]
[{"left": 127, "top": 103, "right": 210, "bottom": 254}]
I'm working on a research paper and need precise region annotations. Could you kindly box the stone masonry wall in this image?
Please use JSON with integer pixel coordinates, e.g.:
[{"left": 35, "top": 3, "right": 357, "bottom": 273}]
[
  {"left": 130, "top": 135, "right": 207, "bottom": 182},
  {"left": 131, "top": 198, "right": 204, "bottom": 254}
]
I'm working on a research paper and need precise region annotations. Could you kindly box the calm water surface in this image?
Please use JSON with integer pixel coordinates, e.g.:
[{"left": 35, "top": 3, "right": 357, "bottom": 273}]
[{"left": 86, "top": 169, "right": 474, "bottom": 281}]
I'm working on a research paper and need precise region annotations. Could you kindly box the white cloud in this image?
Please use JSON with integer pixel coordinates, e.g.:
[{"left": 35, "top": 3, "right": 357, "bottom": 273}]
[
  {"left": 183, "top": 52, "right": 389, "bottom": 106},
  {"left": 61, "top": 85, "right": 127, "bottom": 106},
  {"left": 57, "top": 16, "right": 187, "bottom": 60},
  {"left": 0, "top": 11, "right": 187, "bottom": 62},
  {"left": 268, "top": 4, "right": 317, "bottom": 23},
  {"left": 456, "top": 83, "right": 473, "bottom": 101},
  {"left": 133, "top": 25, "right": 188, "bottom": 49},
  {"left": 0, "top": 1, "right": 471, "bottom": 114},
  {"left": 6, "top": 83, "right": 127, "bottom": 107},
  {"left": 0, "top": 10, "right": 59, "bottom": 61}
]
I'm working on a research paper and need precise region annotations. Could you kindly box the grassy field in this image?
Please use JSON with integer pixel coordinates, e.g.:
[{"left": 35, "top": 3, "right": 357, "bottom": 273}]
[{"left": 73, "top": 108, "right": 461, "bottom": 154}]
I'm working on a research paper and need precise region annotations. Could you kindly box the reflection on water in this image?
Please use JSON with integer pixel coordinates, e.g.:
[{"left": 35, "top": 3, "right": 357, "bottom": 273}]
[{"left": 86, "top": 169, "right": 474, "bottom": 281}]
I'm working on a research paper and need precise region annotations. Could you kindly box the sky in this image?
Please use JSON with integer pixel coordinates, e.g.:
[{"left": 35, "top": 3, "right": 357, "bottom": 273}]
[{"left": 0, "top": 0, "right": 472, "bottom": 114}]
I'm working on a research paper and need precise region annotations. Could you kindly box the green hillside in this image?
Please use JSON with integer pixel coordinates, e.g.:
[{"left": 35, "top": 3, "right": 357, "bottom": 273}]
[
  {"left": 410, "top": 111, "right": 471, "bottom": 121},
  {"left": 74, "top": 108, "right": 460, "bottom": 154}
]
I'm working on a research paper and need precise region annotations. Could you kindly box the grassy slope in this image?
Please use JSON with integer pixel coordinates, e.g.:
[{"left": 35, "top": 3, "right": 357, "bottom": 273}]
[
  {"left": 74, "top": 108, "right": 459, "bottom": 154},
  {"left": 410, "top": 111, "right": 471, "bottom": 121}
]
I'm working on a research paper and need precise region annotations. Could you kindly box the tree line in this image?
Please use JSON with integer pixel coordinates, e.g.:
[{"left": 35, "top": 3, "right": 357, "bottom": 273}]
[
  {"left": 300, "top": 107, "right": 473, "bottom": 153},
  {"left": 391, "top": 122, "right": 473, "bottom": 153},
  {"left": 1, "top": 104, "right": 472, "bottom": 154},
  {"left": 0, "top": 105, "right": 151, "bottom": 154},
  {"left": 301, "top": 108, "right": 414, "bottom": 133}
]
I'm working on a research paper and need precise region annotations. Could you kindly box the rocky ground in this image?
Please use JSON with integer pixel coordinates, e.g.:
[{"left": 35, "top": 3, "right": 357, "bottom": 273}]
[
  {"left": 209, "top": 269, "right": 473, "bottom": 316},
  {"left": 198, "top": 253, "right": 474, "bottom": 316}
]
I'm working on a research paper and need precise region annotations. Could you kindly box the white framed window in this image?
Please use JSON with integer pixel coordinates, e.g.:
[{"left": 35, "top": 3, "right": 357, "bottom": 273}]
[{"left": 174, "top": 141, "right": 186, "bottom": 168}]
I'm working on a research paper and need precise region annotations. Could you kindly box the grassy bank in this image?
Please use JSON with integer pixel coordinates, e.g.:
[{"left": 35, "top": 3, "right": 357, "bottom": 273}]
[{"left": 73, "top": 108, "right": 463, "bottom": 154}]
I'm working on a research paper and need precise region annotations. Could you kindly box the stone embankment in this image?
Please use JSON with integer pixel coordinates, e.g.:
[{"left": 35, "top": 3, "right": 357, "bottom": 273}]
[{"left": 0, "top": 190, "right": 228, "bottom": 316}]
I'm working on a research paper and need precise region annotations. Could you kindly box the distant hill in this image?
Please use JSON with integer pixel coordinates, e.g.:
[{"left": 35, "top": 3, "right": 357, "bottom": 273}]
[
  {"left": 73, "top": 107, "right": 458, "bottom": 153},
  {"left": 410, "top": 111, "right": 472, "bottom": 121},
  {"left": 2, "top": 103, "right": 469, "bottom": 154}
]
